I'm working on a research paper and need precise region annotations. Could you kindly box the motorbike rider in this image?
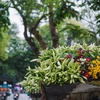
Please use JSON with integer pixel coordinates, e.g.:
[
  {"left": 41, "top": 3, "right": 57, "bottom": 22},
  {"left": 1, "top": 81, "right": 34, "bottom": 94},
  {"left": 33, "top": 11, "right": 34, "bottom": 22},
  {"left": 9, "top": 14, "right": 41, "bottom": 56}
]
[
  {"left": 0, "top": 81, "right": 10, "bottom": 100},
  {"left": 13, "top": 88, "right": 19, "bottom": 100},
  {"left": 14, "top": 84, "right": 21, "bottom": 94},
  {"left": 2, "top": 81, "right": 10, "bottom": 96}
]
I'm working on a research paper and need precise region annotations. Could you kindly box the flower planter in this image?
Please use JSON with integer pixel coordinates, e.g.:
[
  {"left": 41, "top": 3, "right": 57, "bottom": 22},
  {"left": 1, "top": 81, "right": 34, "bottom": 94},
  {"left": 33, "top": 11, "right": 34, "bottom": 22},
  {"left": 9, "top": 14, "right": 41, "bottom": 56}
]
[
  {"left": 22, "top": 44, "right": 100, "bottom": 100},
  {"left": 41, "top": 83, "right": 79, "bottom": 100}
]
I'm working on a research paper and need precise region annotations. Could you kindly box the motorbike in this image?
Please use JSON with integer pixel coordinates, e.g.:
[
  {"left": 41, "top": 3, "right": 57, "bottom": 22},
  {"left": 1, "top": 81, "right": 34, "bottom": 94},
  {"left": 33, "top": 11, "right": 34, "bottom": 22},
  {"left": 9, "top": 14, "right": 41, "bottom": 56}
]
[
  {"left": 13, "top": 92, "right": 19, "bottom": 100},
  {"left": 0, "top": 92, "right": 7, "bottom": 100}
]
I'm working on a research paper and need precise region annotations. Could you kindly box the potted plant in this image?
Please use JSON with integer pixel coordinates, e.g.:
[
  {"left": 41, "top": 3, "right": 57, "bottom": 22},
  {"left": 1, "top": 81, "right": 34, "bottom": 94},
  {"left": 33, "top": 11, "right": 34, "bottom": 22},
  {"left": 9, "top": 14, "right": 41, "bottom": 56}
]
[{"left": 22, "top": 43, "right": 100, "bottom": 100}]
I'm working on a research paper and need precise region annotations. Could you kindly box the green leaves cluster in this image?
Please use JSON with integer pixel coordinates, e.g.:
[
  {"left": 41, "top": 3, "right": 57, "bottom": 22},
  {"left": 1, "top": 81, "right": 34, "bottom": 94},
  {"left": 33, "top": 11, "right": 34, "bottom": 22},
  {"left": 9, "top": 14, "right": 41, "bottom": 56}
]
[
  {"left": 0, "top": 1, "right": 10, "bottom": 28},
  {"left": 54, "top": 1, "right": 78, "bottom": 25},
  {"left": 22, "top": 67, "right": 41, "bottom": 93},
  {"left": 22, "top": 58, "right": 83, "bottom": 93},
  {"left": 0, "top": 1, "right": 11, "bottom": 60},
  {"left": 40, "top": 59, "right": 84, "bottom": 85},
  {"left": 88, "top": 0, "right": 100, "bottom": 35},
  {"left": 0, "top": 30, "right": 11, "bottom": 60}
]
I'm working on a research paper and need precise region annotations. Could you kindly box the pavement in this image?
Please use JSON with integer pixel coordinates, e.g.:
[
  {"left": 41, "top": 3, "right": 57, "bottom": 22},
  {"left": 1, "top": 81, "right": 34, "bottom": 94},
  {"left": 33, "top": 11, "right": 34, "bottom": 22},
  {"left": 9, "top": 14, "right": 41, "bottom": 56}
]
[{"left": 7, "top": 93, "right": 32, "bottom": 100}]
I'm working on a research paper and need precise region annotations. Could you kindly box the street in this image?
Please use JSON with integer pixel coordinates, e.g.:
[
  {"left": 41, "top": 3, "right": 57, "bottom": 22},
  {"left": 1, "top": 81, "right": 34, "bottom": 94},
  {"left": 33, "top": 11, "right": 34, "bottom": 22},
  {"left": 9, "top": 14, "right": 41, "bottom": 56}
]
[{"left": 7, "top": 93, "right": 32, "bottom": 100}]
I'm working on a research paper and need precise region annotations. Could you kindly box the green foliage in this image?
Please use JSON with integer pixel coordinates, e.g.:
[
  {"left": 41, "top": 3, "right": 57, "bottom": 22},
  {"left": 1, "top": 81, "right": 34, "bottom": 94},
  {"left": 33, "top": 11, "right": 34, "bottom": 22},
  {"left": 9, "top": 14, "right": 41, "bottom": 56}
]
[
  {"left": 12, "top": 0, "right": 43, "bottom": 26},
  {"left": 0, "top": 29, "right": 11, "bottom": 60},
  {"left": 10, "top": 0, "right": 81, "bottom": 50},
  {"left": 0, "top": 37, "right": 37, "bottom": 81},
  {"left": 54, "top": 1, "right": 78, "bottom": 25},
  {"left": 0, "top": 24, "right": 37, "bottom": 81},
  {"left": 88, "top": 0, "right": 100, "bottom": 11},
  {"left": 64, "top": 23, "right": 91, "bottom": 43},
  {"left": 39, "top": 24, "right": 52, "bottom": 48},
  {"left": 87, "top": 0, "right": 100, "bottom": 34},
  {"left": 57, "top": 19, "right": 93, "bottom": 45},
  {"left": 8, "top": 23, "right": 19, "bottom": 36},
  {"left": 78, "top": 0, "right": 100, "bottom": 45},
  {"left": 22, "top": 67, "right": 41, "bottom": 93},
  {"left": 0, "top": 1, "right": 11, "bottom": 60},
  {"left": 7, "top": 37, "right": 36, "bottom": 81},
  {"left": 0, "top": 1, "right": 10, "bottom": 28},
  {"left": 9, "top": 0, "right": 100, "bottom": 54}
]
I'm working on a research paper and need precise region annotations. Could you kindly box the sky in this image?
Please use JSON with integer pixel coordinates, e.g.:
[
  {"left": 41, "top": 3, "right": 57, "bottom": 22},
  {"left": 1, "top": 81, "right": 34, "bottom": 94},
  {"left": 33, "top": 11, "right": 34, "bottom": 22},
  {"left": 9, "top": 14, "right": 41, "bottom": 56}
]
[{"left": 9, "top": 8, "right": 24, "bottom": 39}]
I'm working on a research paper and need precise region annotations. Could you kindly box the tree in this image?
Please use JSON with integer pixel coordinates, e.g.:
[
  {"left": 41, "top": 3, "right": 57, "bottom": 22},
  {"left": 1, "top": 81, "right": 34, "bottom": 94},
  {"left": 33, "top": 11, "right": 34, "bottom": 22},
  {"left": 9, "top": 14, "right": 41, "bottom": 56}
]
[
  {"left": 0, "top": 37, "right": 36, "bottom": 81},
  {"left": 0, "top": 24, "right": 37, "bottom": 81},
  {"left": 9, "top": 0, "right": 78, "bottom": 57},
  {"left": 7, "top": 24, "right": 37, "bottom": 81},
  {"left": 0, "top": 29, "right": 11, "bottom": 60},
  {"left": 57, "top": 18, "right": 92, "bottom": 45},
  {"left": 0, "top": 0, "right": 10, "bottom": 29},
  {"left": 76, "top": 0, "right": 100, "bottom": 45},
  {"left": 0, "top": 0, "right": 11, "bottom": 60},
  {"left": 87, "top": 0, "right": 100, "bottom": 44},
  {"left": 7, "top": 38, "right": 36, "bottom": 81},
  {"left": 9, "top": 0, "right": 100, "bottom": 58}
]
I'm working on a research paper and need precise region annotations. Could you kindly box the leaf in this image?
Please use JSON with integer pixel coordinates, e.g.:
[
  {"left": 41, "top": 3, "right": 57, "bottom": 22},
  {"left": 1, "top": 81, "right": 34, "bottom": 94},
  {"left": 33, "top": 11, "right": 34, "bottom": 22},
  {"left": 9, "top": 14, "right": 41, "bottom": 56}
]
[
  {"left": 61, "top": 59, "right": 69, "bottom": 71},
  {"left": 78, "top": 77, "right": 85, "bottom": 83}
]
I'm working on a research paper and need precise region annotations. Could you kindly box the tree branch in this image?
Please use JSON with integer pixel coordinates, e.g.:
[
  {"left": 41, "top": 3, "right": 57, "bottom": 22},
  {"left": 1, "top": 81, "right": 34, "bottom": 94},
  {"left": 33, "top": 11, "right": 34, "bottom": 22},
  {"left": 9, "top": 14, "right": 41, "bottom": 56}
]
[
  {"left": 23, "top": 19, "right": 39, "bottom": 58},
  {"left": 29, "top": 14, "right": 48, "bottom": 49}
]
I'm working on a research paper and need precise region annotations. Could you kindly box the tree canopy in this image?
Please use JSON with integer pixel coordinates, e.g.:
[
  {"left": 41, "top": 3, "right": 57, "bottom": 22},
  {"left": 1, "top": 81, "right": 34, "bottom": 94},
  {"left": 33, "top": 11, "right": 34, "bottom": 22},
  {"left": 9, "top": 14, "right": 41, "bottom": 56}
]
[
  {"left": 9, "top": 0, "right": 100, "bottom": 58},
  {"left": 0, "top": 0, "right": 10, "bottom": 29},
  {"left": 0, "top": 24, "right": 36, "bottom": 81},
  {"left": 0, "top": 1, "right": 11, "bottom": 60}
]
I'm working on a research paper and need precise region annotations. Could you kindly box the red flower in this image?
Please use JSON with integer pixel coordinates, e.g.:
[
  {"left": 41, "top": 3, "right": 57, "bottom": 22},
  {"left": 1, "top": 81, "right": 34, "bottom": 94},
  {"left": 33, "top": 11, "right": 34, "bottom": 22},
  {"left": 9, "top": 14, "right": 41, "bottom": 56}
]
[
  {"left": 86, "top": 58, "right": 90, "bottom": 63},
  {"left": 78, "top": 48, "right": 82, "bottom": 51},
  {"left": 66, "top": 54, "right": 71, "bottom": 59},
  {"left": 84, "top": 72, "right": 90, "bottom": 79},
  {"left": 78, "top": 51, "right": 82, "bottom": 55}
]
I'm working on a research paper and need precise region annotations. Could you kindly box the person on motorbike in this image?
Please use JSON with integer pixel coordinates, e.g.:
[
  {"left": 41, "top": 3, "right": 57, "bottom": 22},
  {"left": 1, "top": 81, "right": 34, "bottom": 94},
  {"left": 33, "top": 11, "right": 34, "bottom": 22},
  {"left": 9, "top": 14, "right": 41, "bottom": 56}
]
[
  {"left": 13, "top": 89, "right": 19, "bottom": 100},
  {"left": 0, "top": 81, "right": 10, "bottom": 100},
  {"left": 14, "top": 84, "right": 21, "bottom": 94},
  {"left": 2, "top": 81, "right": 10, "bottom": 96}
]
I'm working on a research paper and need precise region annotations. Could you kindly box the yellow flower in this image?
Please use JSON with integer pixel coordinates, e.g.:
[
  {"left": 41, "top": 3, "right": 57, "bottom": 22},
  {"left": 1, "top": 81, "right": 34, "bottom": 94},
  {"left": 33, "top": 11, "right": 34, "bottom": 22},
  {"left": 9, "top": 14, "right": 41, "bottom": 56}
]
[
  {"left": 92, "top": 60, "right": 96, "bottom": 64},
  {"left": 88, "top": 56, "right": 100, "bottom": 79},
  {"left": 97, "top": 56, "right": 100, "bottom": 59},
  {"left": 89, "top": 72, "right": 92, "bottom": 75}
]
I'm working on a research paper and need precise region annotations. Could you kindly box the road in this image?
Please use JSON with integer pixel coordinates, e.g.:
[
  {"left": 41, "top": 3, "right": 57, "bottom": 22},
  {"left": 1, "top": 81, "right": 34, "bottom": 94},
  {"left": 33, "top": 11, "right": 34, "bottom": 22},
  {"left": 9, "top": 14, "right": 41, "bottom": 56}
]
[{"left": 7, "top": 93, "right": 32, "bottom": 100}]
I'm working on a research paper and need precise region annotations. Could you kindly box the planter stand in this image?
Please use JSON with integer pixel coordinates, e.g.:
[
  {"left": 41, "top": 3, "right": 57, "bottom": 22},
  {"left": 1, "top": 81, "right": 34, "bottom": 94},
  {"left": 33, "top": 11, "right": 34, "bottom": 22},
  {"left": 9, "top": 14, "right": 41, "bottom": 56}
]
[
  {"left": 41, "top": 82, "right": 100, "bottom": 100},
  {"left": 41, "top": 83, "right": 79, "bottom": 100}
]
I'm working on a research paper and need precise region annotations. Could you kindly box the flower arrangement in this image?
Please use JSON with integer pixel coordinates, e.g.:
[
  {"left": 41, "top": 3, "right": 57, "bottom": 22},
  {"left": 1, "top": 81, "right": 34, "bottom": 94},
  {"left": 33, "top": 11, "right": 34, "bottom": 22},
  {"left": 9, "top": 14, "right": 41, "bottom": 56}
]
[{"left": 22, "top": 43, "right": 100, "bottom": 93}]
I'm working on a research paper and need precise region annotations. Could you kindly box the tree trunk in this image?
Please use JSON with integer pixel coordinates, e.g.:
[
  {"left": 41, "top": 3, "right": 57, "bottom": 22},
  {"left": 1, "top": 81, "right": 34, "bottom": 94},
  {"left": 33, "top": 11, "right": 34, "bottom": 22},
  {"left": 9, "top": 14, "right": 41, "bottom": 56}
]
[
  {"left": 29, "top": 28, "right": 48, "bottom": 50},
  {"left": 29, "top": 15, "right": 48, "bottom": 50},
  {"left": 23, "top": 20, "right": 39, "bottom": 58},
  {"left": 48, "top": 5, "right": 59, "bottom": 48}
]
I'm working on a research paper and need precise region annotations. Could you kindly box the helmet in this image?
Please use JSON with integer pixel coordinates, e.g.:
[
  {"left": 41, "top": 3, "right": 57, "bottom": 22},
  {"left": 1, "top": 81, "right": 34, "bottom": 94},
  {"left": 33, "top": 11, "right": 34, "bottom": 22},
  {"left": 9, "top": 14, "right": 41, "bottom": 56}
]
[{"left": 3, "top": 81, "right": 7, "bottom": 84}]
